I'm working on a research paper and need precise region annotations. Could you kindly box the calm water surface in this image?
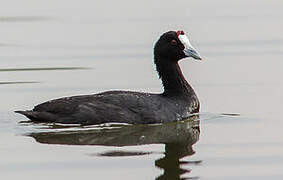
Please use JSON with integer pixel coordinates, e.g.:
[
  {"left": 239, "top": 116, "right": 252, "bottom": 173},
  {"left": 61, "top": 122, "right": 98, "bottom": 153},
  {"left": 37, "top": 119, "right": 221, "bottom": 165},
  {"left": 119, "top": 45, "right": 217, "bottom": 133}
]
[{"left": 1, "top": 0, "right": 283, "bottom": 179}]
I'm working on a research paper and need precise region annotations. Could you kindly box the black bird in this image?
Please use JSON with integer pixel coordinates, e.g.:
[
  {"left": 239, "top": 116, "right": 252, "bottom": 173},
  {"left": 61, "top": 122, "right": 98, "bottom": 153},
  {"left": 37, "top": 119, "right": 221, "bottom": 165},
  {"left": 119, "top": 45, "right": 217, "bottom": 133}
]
[{"left": 15, "top": 30, "right": 202, "bottom": 125}]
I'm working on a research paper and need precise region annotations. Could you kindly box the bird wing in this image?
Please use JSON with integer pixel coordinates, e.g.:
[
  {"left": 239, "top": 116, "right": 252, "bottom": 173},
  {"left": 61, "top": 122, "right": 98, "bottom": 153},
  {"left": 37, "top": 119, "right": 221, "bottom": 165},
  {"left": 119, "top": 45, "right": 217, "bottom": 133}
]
[{"left": 28, "top": 91, "right": 165, "bottom": 124}]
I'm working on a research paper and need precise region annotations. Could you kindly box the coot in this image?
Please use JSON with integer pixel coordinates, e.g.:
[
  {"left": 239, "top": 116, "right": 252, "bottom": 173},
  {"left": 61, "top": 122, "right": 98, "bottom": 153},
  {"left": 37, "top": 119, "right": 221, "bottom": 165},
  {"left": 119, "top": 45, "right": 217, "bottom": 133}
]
[{"left": 16, "top": 30, "right": 202, "bottom": 125}]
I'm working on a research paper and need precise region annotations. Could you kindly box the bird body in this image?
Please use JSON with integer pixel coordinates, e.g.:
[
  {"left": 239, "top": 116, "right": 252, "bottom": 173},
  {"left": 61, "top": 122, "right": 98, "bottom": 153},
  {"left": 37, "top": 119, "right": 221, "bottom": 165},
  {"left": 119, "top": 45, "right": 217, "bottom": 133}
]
[
  {"left": 16, "top": 90, "right": 199, "bottom": 125},
  {"left": 16, "top": 30, "right": 202, "bottom": 125}
]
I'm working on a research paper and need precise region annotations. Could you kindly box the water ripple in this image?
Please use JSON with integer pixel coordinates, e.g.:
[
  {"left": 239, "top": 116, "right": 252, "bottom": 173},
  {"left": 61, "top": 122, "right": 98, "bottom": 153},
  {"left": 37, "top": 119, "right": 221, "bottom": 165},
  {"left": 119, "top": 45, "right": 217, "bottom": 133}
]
[
  {"left": 0, "top": 67, "right": 90, "bottom": 72},
  {"left": 0, "top": 16, "right": 52, "bottom": 22},
  {"left": 0, "top": 81, "right": 39, "bottom": 85}
]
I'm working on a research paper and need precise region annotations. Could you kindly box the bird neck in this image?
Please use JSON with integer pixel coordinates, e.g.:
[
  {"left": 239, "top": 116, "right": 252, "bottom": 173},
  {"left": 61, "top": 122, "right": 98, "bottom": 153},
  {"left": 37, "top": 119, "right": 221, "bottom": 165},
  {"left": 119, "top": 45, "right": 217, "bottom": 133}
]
[{"left": 154, "top": 56, "right": 194, "bottom": 96}]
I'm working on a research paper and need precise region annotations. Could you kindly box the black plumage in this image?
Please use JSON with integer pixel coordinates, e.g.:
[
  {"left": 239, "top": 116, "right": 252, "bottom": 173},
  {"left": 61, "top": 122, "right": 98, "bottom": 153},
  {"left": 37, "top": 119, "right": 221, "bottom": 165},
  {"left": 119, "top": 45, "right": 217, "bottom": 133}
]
[{"left": 15, "top": 31, "right": 201, "bottom": 125}]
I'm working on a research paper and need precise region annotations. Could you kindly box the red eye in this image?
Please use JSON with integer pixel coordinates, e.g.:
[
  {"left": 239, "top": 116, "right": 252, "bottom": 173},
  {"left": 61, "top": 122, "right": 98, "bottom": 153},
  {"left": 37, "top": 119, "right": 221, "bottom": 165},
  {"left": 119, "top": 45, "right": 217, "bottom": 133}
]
[
  {"left": 176, "top": 30, "right": 185, "bottom": 36},
  {"left": 171, "top": 39, "right": 177, "bottom": 45}
]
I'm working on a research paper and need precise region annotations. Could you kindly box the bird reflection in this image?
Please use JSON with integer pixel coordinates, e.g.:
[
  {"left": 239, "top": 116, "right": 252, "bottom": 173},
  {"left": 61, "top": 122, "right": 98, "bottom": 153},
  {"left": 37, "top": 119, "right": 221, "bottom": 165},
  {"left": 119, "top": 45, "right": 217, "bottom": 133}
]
[
  {"left": 155, "top": 143, "right": 201, "bottom": 180},
  {"left": 28, "top": 115, "right": 201, "bottom": 179}
]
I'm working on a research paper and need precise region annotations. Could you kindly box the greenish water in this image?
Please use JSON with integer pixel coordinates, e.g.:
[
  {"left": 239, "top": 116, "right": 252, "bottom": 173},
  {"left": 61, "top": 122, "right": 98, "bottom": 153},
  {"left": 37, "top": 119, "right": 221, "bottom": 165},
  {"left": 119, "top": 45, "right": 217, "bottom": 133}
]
[{"left": 1, "top": 0, "right": 283, "bottom": 179}]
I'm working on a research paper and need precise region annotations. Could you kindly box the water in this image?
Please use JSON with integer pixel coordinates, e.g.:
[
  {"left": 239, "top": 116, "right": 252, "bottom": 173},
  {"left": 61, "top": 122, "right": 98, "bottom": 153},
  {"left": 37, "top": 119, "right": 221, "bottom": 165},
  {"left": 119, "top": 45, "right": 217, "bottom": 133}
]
[{"left": 1, "top": 0, "right": 283, "bottom": 179}]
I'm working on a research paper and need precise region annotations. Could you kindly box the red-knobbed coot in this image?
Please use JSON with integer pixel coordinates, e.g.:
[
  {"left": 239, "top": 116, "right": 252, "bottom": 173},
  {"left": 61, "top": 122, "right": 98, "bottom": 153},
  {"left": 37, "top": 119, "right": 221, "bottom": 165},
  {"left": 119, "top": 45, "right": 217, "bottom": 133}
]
[{"left": 16, "top": 30, "right": 202, "bottom": 125}]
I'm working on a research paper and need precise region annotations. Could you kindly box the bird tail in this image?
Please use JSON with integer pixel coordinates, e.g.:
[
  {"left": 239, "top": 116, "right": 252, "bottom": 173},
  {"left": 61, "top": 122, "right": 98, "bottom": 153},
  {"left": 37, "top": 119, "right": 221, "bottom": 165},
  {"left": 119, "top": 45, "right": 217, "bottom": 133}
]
[
  {"left": 15, "top": 110, "right": 57, "bottom": 122},
  {"left": 15, "top": 110, "right": 38, "bottom": 120}
]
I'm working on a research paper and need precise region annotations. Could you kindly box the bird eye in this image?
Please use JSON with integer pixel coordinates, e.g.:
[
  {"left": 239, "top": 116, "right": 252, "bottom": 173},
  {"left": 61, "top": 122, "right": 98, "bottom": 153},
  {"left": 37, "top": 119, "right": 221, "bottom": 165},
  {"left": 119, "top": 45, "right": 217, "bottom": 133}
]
[{"left": 171, "top": 39, "right": 177, "bottom": 45}]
